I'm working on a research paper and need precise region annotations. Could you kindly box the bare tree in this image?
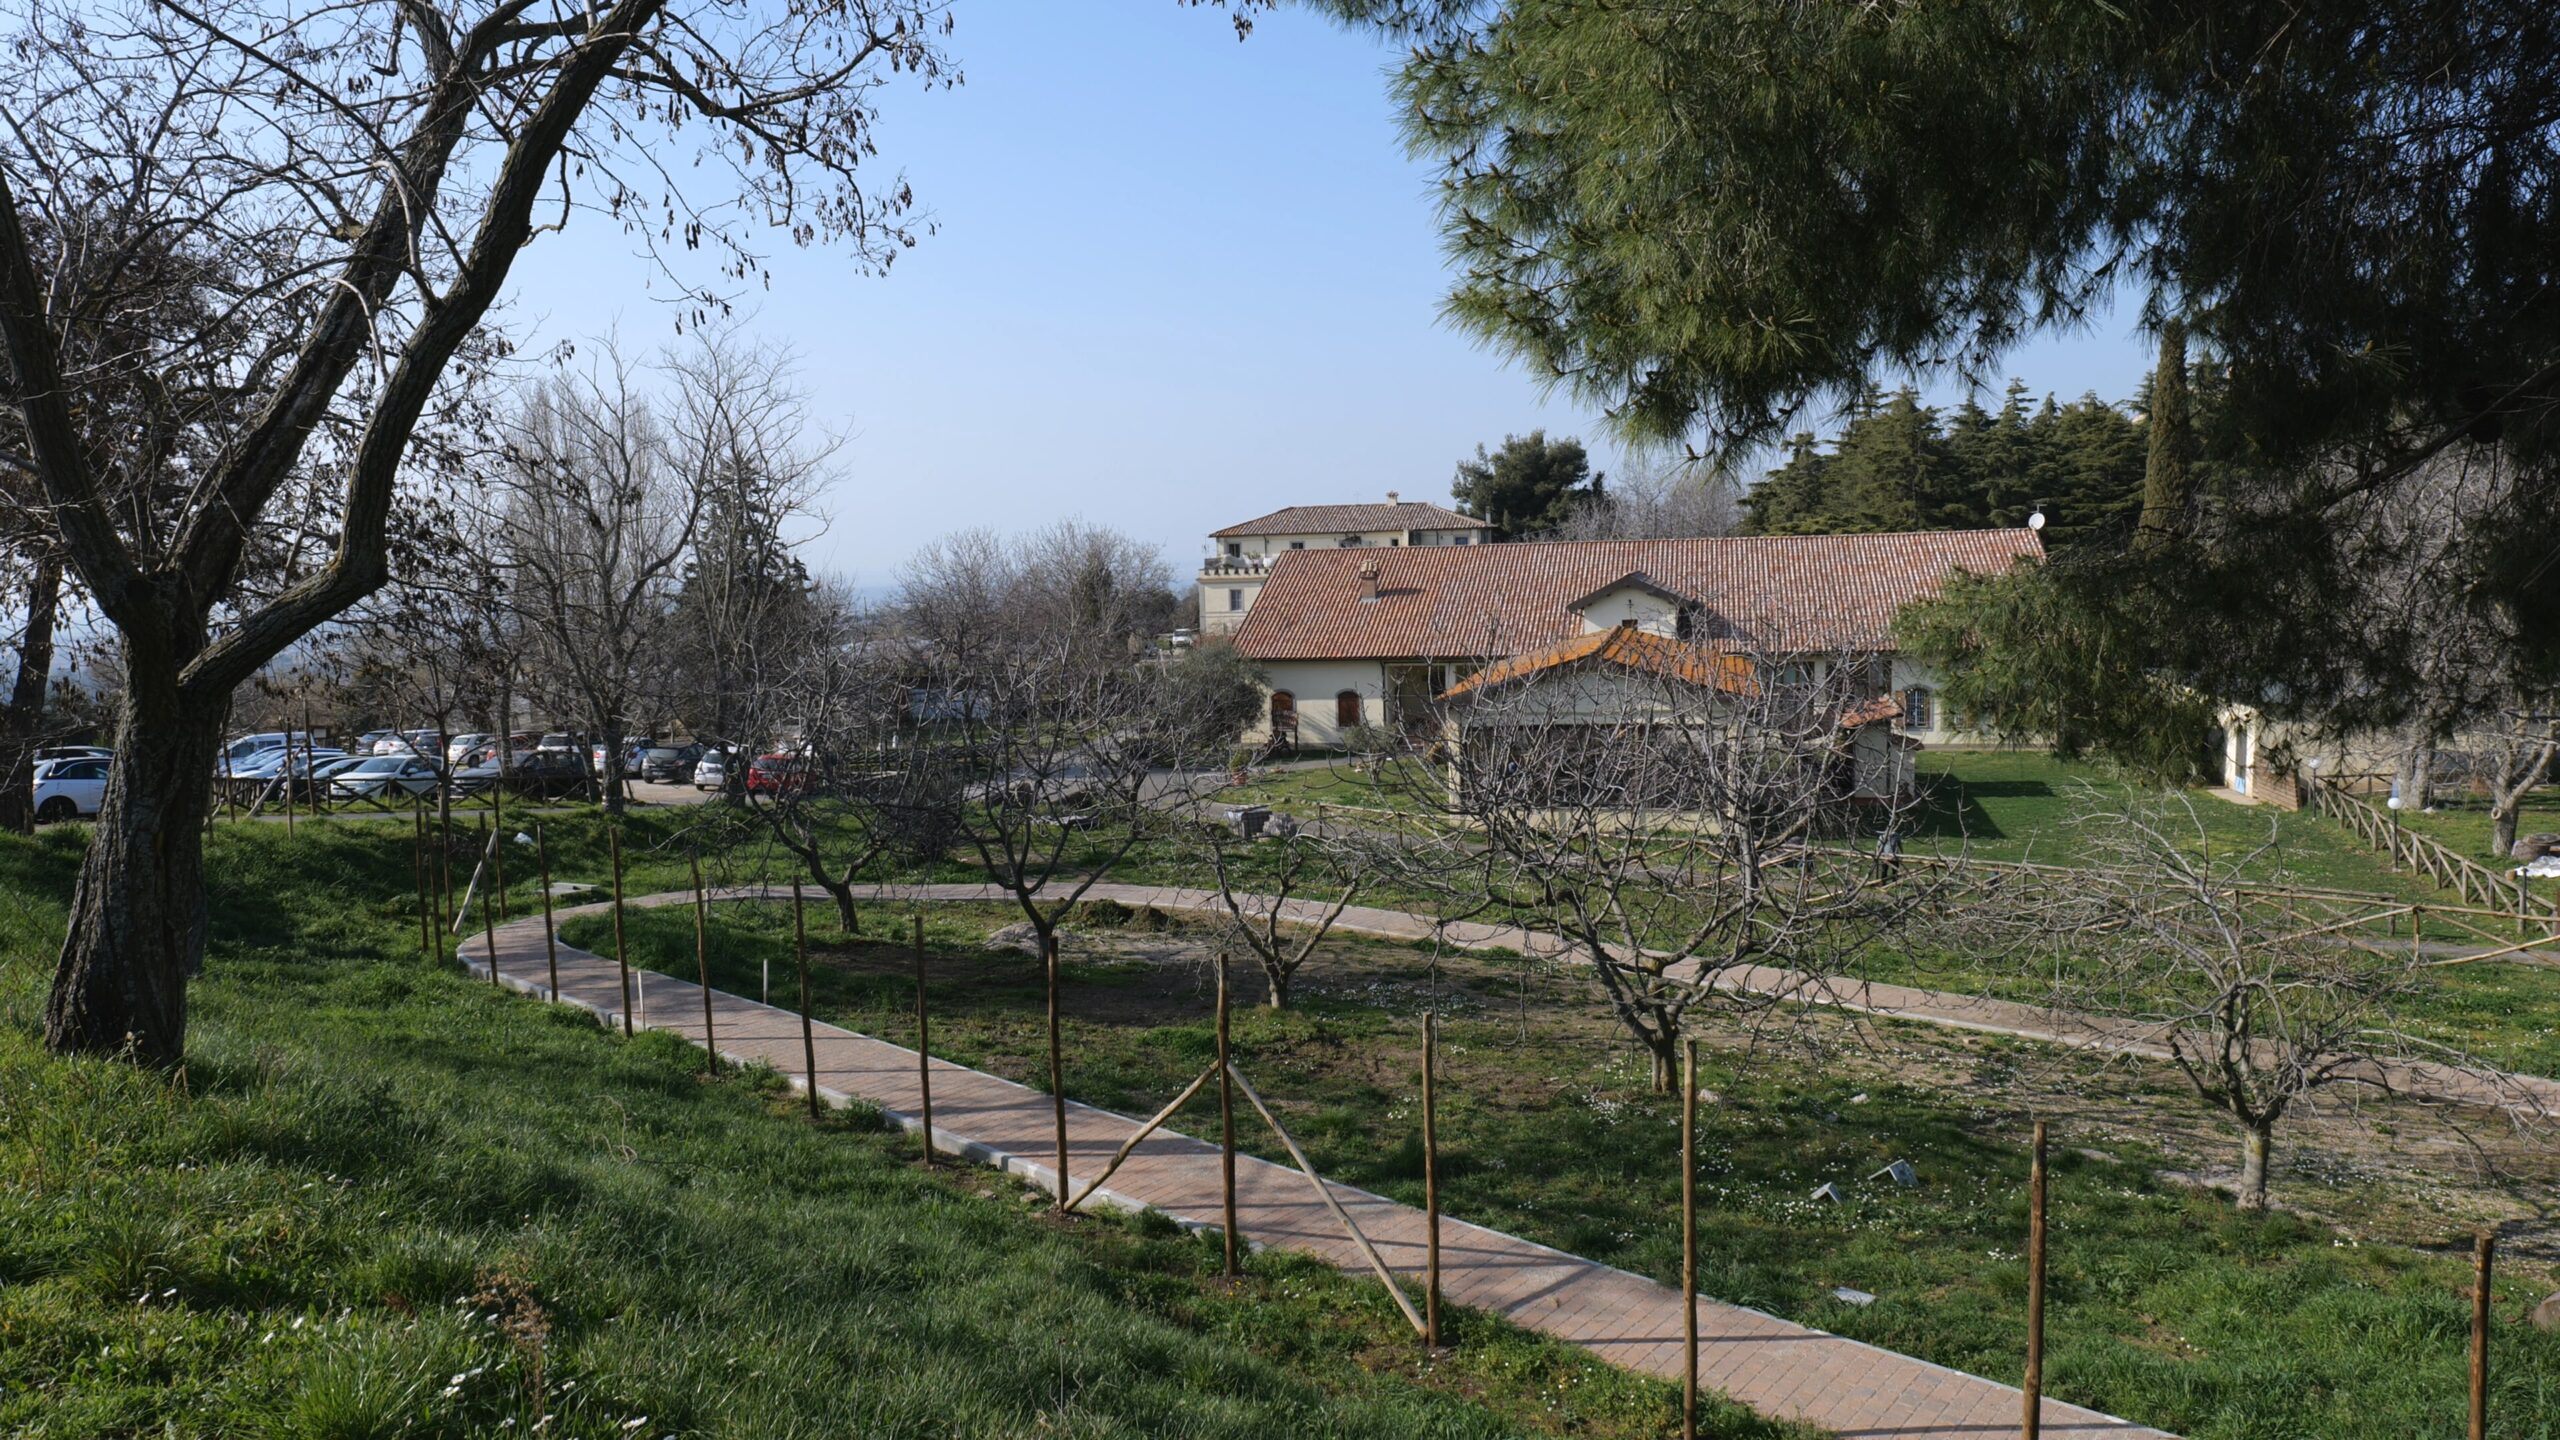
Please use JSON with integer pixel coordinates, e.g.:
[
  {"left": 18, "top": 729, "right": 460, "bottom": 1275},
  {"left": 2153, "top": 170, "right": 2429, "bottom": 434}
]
[
  {"left": 1373, "top": 630, "right": 1946, "bottom": 1091},
  {"left": 2481, "top": 703, "right": 2560, "bottom": 861},
  {"left": 3, "top": 0, "right": 954, "bottom": 1062},
  {"left": 491, "top": 345, "right": 709, "bottom": 814},
  {"left": 663, "top": 331, "right": 831, "bottom": 764},
  {"left": 2022, "top": 796, "right": 2525, "bottom": 1211},
  {"left": 1542, "top": 452, "right": 1739, "bottom": 541},
  {"left": 1190, "top": 814, "right": 1368, "bottom": 1009}
]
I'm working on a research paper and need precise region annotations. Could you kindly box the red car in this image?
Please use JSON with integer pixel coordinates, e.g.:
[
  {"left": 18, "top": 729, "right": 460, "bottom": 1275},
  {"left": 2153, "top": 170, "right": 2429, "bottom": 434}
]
[{"left": 745, "top": 752, "right": 814, "bottom": 797}]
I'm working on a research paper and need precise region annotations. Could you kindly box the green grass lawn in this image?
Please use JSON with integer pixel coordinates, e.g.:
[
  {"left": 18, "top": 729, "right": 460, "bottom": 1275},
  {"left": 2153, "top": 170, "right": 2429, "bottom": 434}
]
[
  {"left": 1910, "top": 749, "right": 2457, "bottom": 899},
  {"left": 2393, "top": 785, "right": 2560, "bottom": 864},
  {"left": 583, "top": 899, "right": 2560, "bottom": 1440},
  {"left": 1, "top": 821, "right": 1794, "bottom": 1440}
]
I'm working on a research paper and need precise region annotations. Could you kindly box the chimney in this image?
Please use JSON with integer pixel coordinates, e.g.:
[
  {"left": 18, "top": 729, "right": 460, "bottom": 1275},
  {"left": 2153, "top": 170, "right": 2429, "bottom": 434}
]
[
  {"left": 1358, "top": 557, "right": 1381, "bottom": 602},
  {"left": 1386, "top": 490, "right": 1399, "bottom": 504}
]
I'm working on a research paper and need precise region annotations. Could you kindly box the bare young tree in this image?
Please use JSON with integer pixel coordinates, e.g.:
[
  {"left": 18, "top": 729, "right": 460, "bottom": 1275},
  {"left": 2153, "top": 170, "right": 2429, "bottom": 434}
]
[
  {"left": 2023, "top": 796, "right": 2524, "bottom": 1211},
  {"left": 1190, "top": 814, "right": 1368, "bottom": 1009},
  {"left": 1373, "top": 629, "right": 1946, "bottom": 1091},
  {"left": 3, "top": 0, "right": 954, "bottom": 1062},
  {"left": 2481, "top": 702, "right": 2560, "bottom": 861}
]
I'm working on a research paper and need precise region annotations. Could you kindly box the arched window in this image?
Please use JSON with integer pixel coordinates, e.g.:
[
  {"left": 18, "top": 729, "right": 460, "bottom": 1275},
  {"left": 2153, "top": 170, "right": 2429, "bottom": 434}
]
[
  {"left": 1269, "top": 691, "right": 1297, "bottom": 745},
  {"left": 1336, "top": 690, "right": 1362, "bottom": 728},
  {"left": 1903, "top": 686, "right": 1934, "bottom": 730}
]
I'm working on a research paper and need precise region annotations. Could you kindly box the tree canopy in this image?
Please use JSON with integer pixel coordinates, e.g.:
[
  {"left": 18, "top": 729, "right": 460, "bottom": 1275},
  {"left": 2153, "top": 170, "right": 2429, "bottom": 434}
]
[{"left": 1452, "top": 430, "right": 1601, "bottom": 536}]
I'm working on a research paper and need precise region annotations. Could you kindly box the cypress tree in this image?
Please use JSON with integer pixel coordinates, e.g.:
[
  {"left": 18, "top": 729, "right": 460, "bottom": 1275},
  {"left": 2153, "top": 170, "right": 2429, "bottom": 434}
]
[{"left": 2135, "top": 318, "right": 2194, "bottom": 550}]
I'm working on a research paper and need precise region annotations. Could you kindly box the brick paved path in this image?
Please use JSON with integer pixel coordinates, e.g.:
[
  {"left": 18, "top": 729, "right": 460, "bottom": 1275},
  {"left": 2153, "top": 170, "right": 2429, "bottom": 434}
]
[{"left": 462, "top": 888, "right": 2168, "bottom": 1439}]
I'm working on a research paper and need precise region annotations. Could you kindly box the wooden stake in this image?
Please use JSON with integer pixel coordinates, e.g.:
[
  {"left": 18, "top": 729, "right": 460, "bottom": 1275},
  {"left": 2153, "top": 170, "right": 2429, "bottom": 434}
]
[
  {"left": 1065, "top": 1065, "right": 1216, "bottom": 1212},
  {"left": 608, "top": 825, "right": 633, "bottom": 1037},
  {"left": 795, "top": 881, "right": 818, "bottom": 1120},
  {"left": 913, "top": 912, "right": 933, "bottom": 1161},
  {"left": 1423, "top": 1009, "right": 1443, "bottom": 1350},
  {"left": 1046, "top": 930, "right": 1069, "bottom": 1211},
  {"left": 1682, "top": 1037, "right": 1699, "bottom": 1440},
  {"left": 2024, "top": 1118, "right": 2049, "bottom": 1440},
  {"left": 535, "top": 820, "right": 558, "bottom": 1001},
  {"left": 481, "top": 820, "right": 501, "bottom": 988},
  {"left": 690, "top": 852, "right": 718, "bottom": 1074},
  {"left": 1217, "top": 946, "right": 1240, "bottom": 1278},
  {"left": 413, "top": 797, "right": 432, "bottom": 964},
  {"left": 1227, "top": 1061, "right": 1427, "bottom": 1338},
  {"left": 2471, "top": 1228, "right": 2494, "bottom": 1440},
  {"left": 490, "top": 783, "right": 506, "bottom": 922}
]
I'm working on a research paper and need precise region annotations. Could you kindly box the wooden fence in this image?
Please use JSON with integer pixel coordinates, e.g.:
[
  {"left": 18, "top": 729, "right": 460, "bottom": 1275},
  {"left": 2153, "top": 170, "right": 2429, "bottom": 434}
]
[{"left": 2305, "top": 782, "right": 2530, "bottom": 910}]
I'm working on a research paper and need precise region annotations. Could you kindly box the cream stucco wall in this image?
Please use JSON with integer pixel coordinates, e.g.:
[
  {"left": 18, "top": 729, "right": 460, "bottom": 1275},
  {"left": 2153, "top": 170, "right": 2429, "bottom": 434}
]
[
  {"left": 1572, "top": 585, "right": 1682, "bottom": 637},
  {"left": 1239, "top": 659, "right": 1394, "bottom": 749}
]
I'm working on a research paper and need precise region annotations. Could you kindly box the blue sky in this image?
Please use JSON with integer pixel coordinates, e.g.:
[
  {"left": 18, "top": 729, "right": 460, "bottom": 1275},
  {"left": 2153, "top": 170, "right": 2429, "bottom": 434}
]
[{"left": 499, "top": 1, "right": 2152, "bottom": 588}]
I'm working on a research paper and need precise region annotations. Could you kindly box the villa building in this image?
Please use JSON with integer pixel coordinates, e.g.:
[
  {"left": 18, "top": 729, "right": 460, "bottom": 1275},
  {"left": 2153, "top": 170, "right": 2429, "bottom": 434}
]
[
  {"left": 1197, "top": 495, "right": 1491, "bottom": 635},
  {"left": 1225, "top": 527, "right": 2043, "bottom": 755}
]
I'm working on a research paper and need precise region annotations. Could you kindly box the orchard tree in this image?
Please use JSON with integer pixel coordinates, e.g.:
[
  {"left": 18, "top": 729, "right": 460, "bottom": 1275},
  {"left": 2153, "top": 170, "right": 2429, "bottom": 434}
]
[{"left": 2, "top": 0, "right": 957, "bottom": 1063}]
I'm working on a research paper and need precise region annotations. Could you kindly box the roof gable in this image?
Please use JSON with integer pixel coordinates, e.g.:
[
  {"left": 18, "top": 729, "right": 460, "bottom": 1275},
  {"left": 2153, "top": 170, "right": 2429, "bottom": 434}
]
[
  {"left": 1232, "top": 529, "right": 2042, "bottom": 661},
  {"left": 1442, "top": 622, "right": 1755, "bottom": 700}
]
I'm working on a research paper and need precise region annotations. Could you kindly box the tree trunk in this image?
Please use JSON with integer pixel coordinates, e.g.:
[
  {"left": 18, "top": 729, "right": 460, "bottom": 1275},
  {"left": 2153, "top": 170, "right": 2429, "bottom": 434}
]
[
  {"left": 0, "top": 553, "right": 63, "bottom": 836},
  {"left": 2235, "top": 1120, "right": 2274, "bottom": 1211},
  {"left": 1261, "top": 962, "right": 1290, "bottom": 1009},
  {"left": 45, "top": 681, "right": 222, "bottom": 1064},
  {"left": 827, "top": 881, "right": 859, "bottom": 936},
  {"left": 2493, "top": 805, "right": 2520, "bottom": 861},
  {"left": 1650, "top": 1040, "right": 1676, "bottom": 1094}
]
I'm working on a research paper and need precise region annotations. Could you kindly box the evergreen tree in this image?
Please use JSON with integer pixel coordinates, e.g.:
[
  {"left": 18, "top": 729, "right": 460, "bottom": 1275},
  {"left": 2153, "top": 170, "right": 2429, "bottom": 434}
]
[
  {"left": 1452, "top": 430, "right": 1602, "bottom": 536},
  {"left": 2135, "top": 319, "right": 2195, "bottom": 550}
]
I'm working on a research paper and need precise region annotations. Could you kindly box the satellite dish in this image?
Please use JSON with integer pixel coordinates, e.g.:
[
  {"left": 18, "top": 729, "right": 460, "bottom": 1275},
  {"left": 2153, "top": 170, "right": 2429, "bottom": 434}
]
[{"left": 2026, "top": 511, "right": 2047, "bottom": 531}]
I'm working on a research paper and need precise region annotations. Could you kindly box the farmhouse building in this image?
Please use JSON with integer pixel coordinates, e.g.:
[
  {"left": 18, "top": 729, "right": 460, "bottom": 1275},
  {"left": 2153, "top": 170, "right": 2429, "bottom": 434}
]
[{"left": 1226, "top": 528, "right": 2043, "bottom": 753}]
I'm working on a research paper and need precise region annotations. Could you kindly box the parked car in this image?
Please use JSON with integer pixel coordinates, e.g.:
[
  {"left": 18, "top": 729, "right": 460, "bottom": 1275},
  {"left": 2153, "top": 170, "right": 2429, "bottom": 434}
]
[
  {"left": 221, "top": 732, "right": 310, "bottom": 770},
  {"left": 536, "top": 732, "right": 580, "bottom": 753},
  {"left": 31, "top": 745, "right": 112, "bottom": 767},
  {"left": 692, "top": 749, "right": 729, "bottom": 792},
  {"left": 33, "top": 756, "right": 110, "bottom": 822},
  {"left": 352, "top": 729, "right": 399, "bottom": 754},
  {"left": 330, "top": 754, "right": 443, "bottom": 801},
  {"left": 746, "top": 752, "right": 814, "bottom": 798},
  {"left": 450, "top": 750, "right": 587, "bottom": 799},
  {"left": 444, "top": 732, "right": 494, "bottom": 766},
  {"left": 638, "top": 742, "right": 705, "bottom": 784}
]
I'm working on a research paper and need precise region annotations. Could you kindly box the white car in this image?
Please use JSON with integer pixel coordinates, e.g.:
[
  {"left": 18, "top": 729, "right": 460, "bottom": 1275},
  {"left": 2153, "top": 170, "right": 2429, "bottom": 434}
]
[
  {"left": 329, "top": 754, "right": 443, "bottom": 801},
  {"left": 445, "top": 732, "right": 493, "bottom": 766},
  {"left": 693, "top": 749, "right": 729, "bottom": 791},
  {"left": 33, "top": 755, "right": 110, "bottom": 822},
  {"left": 32, "top": 745, "right": 112, "bottom": 768}
]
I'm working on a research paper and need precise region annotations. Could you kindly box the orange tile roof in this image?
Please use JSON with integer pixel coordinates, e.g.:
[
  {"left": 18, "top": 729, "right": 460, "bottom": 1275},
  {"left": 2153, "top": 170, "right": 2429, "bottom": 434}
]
[
  {"left": 1232, "top": 529, "right": 2042, "bottom": 661},
  {"left": 1212, "top": 501, "right": 1481, "bottom": 538},
  {"left": 1441, "top": 622, "right": 1756, "bottom": 699}
]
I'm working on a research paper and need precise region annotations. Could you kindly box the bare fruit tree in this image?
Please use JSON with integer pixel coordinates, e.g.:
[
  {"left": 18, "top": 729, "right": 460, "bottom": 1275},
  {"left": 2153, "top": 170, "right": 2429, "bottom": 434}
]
[
  {"left": 1373, "top": 629, "right": 1950, "bottom": 1091},
  {"left": 2022, "top": 795, "right": 2531, "bottom": 1211},
  {"left": 1187, "top": 805, "right": 1370, "bottom": 1010},
  {"left": 2, "top": 0, "right": 955, "bottom": 1062}
]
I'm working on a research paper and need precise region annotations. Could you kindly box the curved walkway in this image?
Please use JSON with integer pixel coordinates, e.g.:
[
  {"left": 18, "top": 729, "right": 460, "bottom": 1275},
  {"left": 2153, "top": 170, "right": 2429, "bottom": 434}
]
[
  {"left": 463, "top": 888, "right": 2168, "bottom": 1440},
  {"left": 845, "top": 882, "right": 2559, "bottom": 1121}
]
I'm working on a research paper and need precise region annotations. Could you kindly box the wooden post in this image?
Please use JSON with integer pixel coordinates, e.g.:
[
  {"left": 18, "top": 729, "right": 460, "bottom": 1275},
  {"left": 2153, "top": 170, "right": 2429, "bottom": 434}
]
[
  {"left": 490, "top": 805, "right": 507, "bottom": 925},
  {"left": 535, "top": 821, "right": 559, "bottom": 1001},
  {"left": 913, "top": 912, "right": 933, "bottom": 1162},
  {"left": 2471, "top": 1228, "right": 2494, "bottom": 1440},
  {"left": 2024, "top": 1118, "right": 2049, "bottom": 1440},
  {"left": 690, "top": 852, "right": 718, "bottom": 1075},
  {"left": 481, "top": 820, "right": 502, "bottom": 988},
  {"left": 412, "top": 798, "right": 432, "bottom": 964},
  {"left": 437, "top": 802, "right": 454, "bottom": 937},
  {"left": 1046, "top": 930, "right": 1069, "bottom": 1211},
  {"left": 608, "top": 824, "right": 633, "bottom": 1037},
  {"left": 1422, "top": 1010, "right": 1443, "bottom": 1350},
  {"left": 1681, "top": 1037, "right": 1699, "bottom": 1440},
  {"left": 281, "top": 727, "right": 296, "bottom": 836},
  {"left": 1217, "top": 947, "right": 1240, "bottom": 1278},
  {"left": 794, "top": 881, "right": 819, "bottom": 1120}
]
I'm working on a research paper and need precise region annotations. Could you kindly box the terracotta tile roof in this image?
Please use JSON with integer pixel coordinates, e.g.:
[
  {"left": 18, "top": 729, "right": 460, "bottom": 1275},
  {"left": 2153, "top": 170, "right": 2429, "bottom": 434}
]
[
  {"left": 1232, "top": 529, "right": 2042, "bottom": 661},
  {"left": 1212, "top": 501, "right": 1482, "bottom": 538},
  {"left": 1839, "top": 694, "right": 1905, "bottom": 729},
  {"left": 1442, "top": 621, "right": 1756, "bottom": 700}
]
